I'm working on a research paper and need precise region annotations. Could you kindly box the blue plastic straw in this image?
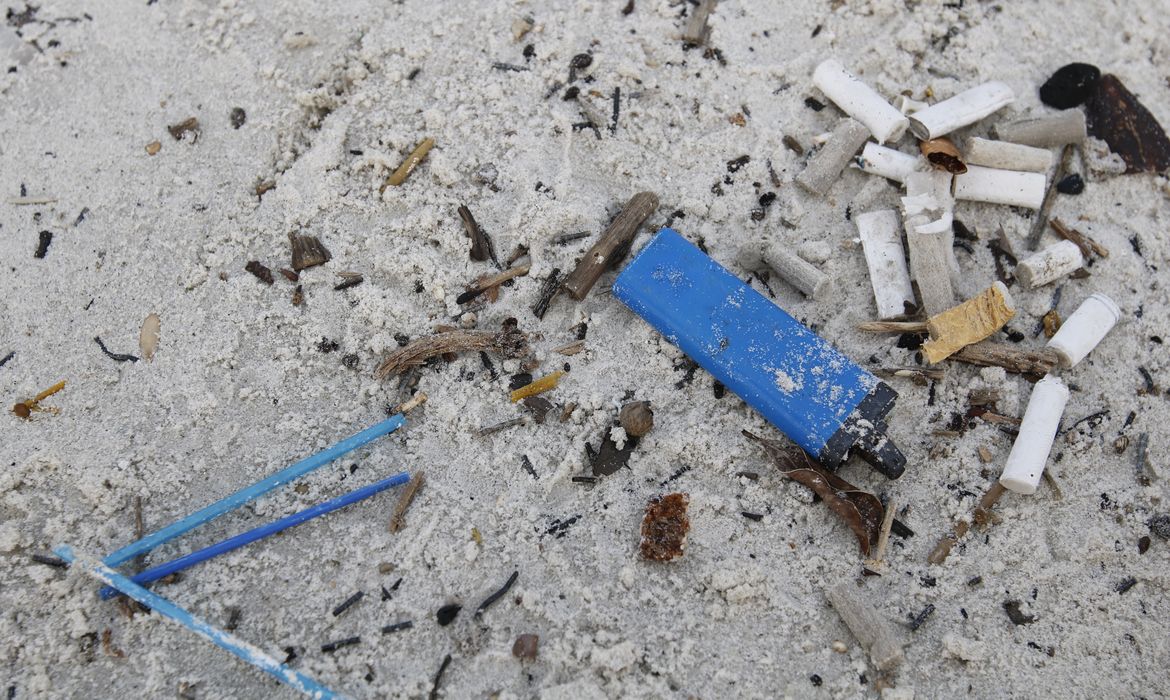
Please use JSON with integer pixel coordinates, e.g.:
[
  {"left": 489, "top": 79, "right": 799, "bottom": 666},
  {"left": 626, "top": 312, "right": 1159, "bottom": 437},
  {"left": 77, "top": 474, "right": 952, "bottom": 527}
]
[
  {"left": 99, "top": 472, "right": 410, "bottom": 600},
  {"left": 104, "top": 414, "right": 406, "bottom": 567},
  {"left": 54, "top": 545, "right": 344, "bottom": 700}
]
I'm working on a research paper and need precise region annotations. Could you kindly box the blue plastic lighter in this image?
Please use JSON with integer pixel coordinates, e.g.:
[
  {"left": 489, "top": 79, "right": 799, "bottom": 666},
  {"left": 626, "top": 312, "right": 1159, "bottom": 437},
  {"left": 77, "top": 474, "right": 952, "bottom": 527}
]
[{"left": 613, "top": 228, "right": 906, "bottom": 478}]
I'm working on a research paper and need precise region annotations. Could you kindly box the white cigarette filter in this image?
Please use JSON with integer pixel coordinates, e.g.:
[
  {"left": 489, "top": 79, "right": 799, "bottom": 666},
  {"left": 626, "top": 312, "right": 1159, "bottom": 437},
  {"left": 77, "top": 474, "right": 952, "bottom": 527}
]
[
  {"left": 1015, "top": 240, "right": 1084, "bottom": 289},
  {"left": 1000, "top": 375, "right": 1070, "bottom": 495},
  {"left": 953, "top": 164, "right": 1046, "bottom": 209},
  {"left": 965, "top": 137, "right": 1053, "bottom": 173},
  {"left": 908, "top": 81, "right": 1015, "bottom": 140},
  {"left": 856, "top": 210, "right": 914, "bottom": 319},
  {"left": 813, "top": 59, "right": 909, "bottom": 144},
  {"left": 1047, "top": 293, "right": 1121, "bottom": 368},
  {"left": 855, "top": 143, "right": 923, "bottom": 183}
]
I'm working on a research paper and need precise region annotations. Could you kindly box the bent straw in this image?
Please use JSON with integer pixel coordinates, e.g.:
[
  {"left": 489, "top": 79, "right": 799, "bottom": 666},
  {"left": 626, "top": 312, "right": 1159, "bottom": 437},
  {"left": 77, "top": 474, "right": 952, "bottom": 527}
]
[
  {"left": 104, "top": 414, "right": 407, "bottom": 568},
  {"left": 54, "top": 545, "right": 343, "bottom": 700},
  {"left": 99, "top": 471, "right": 410, "bottom": 600}
]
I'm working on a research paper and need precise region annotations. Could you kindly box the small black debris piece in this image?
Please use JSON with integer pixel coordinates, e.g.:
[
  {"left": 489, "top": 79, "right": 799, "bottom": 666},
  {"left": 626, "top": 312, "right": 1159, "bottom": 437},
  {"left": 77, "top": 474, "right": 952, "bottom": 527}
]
[
  {"left": 475, "top": 570, "right": 518, "bottom": 616},
  {"left": 908, "top": 604, "right": 935, "bottom": 631},
  {"left": 727, "top": 155, "right": 750, "bottom": 173},
  {"left": 804, "top": 97, "right": 825, "bottom": 111},
  {"left": 1116, "top": 577, "right": 1137, "bottom": 594},
  {"left": 741, "top": 511, "right": 763, "bottom": 521},
  {"left": 94, "top": 336, "right": 138, "bottom": 363},
  {"left": 332, "top": 591, "right": 364, "bottom": 617},
  {"left": 1148, "top": 514, "right": 1170, "bottom": 539},
  {"left": 1003, "top": 600, "right": 1035, "bottom": 626},
  {"left": 1039, "top": 63, "right": 1100, "bottom": 109},
  {"left": 810, "top": 674, "right": 823, "bottom": 687},
  {"left": 1056, "top": 173, "right": 1084, "bottom": 195},
  {"left": 382, "top": 620, "right": 413, "bottom": 634},
  {"left": 509, "top": 373, "right": 533, "bottom": 391},
  {"left": 31, "top": 553, "right": 68, "bottom": 568},
  {"left": 436, "top": 603, "right": 462, "bottom": 626},
  {"left": 229, "top": 107, "right": 247, "bottom": 129},
  {"left": 321, "top": 636, "right": 361, "bottom": 653},
  {"left": 34, "top": 230, "right": 52, "bottom": 258},
  {"left": 316, "top": 337, "right": 339, "bottom": 353},
  {"left": 586, "top": 428, "right": 638, "bottom": 476}
]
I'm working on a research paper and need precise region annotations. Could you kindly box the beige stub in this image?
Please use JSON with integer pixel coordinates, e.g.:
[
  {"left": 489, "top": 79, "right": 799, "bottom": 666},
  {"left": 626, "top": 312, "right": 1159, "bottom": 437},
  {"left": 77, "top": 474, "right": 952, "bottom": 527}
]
[{"left": 922, "top": 282, "right": 1016, "bottom": 363}]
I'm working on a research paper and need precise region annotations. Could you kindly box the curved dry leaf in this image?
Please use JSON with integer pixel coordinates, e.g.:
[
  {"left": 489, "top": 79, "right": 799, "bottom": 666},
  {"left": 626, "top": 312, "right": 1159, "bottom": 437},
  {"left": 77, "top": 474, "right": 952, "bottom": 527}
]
[
  {"left": 139, "top": 313, "right": 160, "bottom": 362},
  {"left": 743, "top": 430, "right": 885, "bottom": 556}
]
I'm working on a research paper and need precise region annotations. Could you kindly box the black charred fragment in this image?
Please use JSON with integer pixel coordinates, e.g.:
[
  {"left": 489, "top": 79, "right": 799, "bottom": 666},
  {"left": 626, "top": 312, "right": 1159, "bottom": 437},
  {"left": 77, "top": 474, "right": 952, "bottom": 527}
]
[
  {"left": 407, "top": 68, "right": 422, "bottom": 81},
  {"left": 1003, "top": 600, "right": 1036, "bottom": 626},
  {"left": 492, "top": 62, "right": 530, "bottom": 72},
  {"left": 245, "top": 260, "right": 274, "bottom": 285},
  {"left": 908, "top": 604, "right": 935, "bottom": 631},
  {"left": 229, "top": 107, "right": 247, "bottom": 129},
  {"left": 74, "top": 207, "right": 90, "bottom": 226},
  {"left": 321, "top": 636, "right": 361, "bottom": 653},
  {"left": 34, "top": 230, "right": 52, "bottom": 258},
  {"left": 94, "top": 336, "right": 138, "bottom": 363},
  {"left": 333, "top": 275, "right": 364, "bottom": 291},
  {"left": 479, "top": 351, "right": 498, "bottom": 380},
  {"left": 430, "top": 654, "right": 452, "bottom": 700},
  {"left": 727, "top": 155, "right": 751, "bottom": 173},
  {"left": 741, "top": 511, "right": 763, "bottom": 521},
  {"left": 890, "top": 519, "right": 915, "bottom": 538},
  {"left": 521, "top": 454, "right": 538, "bottom": 479},
  {"left": 509, "top": 373, "right": 533, "bottom": 391},
  {"left": 475, "top": 570, "right": 518, "bottom": 616},
  {"left": 0, "top": 351, "right": 14, "bottom": 370},
  {"left": 522, "top": 396, "right": 552, "bottom": 423},
  {"left": 1138, "top": 367, "right": 1156, "bottom": 394},
  {"left": 545, "top": 515, "right": 580, "bottom": 538},
  {"left": 804, "top": 97, "right": 825, "bottom": 111},
  {"left": 332, "top": 591, "right": 364, "bottom": 617},
  {"left": 622, "top": 0, "right": 635, "bottom": 14},
  {"left": 436, "top": 603, "right": 462, "bottom": 626},
  {"left": 30, "top": 553, "right": 68, "bottom": 568},
  {"left": 382, "top": 620, "right": 413, "bottom": 634},
  {"left": 1116, "top": 577, "right": 1137, "bottom": 594},
  {"left": 571, "top": 475, "right": 597, "bottom": 484},
  {"left": 586, "top": 428, "right": 638, "bottom": 476},
  {"left": 532, "top": 268, "right": 561, "bottom": 319},
  {"left": 316, "top": 337, "right": 339, "bottom": 353},
  {"left": 713, "top": 380, "right": 726, "bottom": 398},
  {"left": 610, "top": 87, "right": 620, "bottom": 133}
]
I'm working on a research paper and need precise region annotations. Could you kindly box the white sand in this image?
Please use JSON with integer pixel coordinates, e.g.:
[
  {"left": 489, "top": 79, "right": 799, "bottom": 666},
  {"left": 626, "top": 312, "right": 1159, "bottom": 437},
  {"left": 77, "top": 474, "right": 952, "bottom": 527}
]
[{"left": 2, "top": 1, "right": 1168, "bottom": 698}]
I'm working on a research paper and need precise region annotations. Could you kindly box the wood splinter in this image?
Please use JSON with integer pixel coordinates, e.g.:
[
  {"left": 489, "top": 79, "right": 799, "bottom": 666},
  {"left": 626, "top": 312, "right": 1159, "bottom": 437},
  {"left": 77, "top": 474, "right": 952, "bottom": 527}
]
[
  {"left": 389, "top": 472, "right": 425, "bottom": 533},
  {"left": 457, "top": 258, "right": 532, "bottom": 305},
  {"left": 928, "top": 482, "right": 1007, "bottom": 565},
  {"left": 952, "top": 342, "right": 1061, "bottom": 376},
  {"left": 825, "top": 582, "right": 905, "bottom": 672},
  {"left": 562, "top": 192, "right": 659, "bottom": 300},
  {"left": 375, "top": 326, "right": 529, "bottom": 379}
]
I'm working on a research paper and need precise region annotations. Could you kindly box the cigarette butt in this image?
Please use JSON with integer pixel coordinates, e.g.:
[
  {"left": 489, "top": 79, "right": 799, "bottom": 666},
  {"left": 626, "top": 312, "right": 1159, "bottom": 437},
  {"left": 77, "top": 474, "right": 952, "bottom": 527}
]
[
  {"left": 1016, "top": 240, "right": 1084, "bottom": 289},
  {"left": 909, "top": 81, "right": 1015, "bottom": 140},
  {"left": 1047, "top": 293, "right": 1121, "bottom": 368},
  {"left": 965, "top": 137, "right": 1053, "bottom": 173},
  {"left": 1000, "top": 376, "right": 1069, "bottom": 495},
  {"left": 812, "top": 60, "right": 908, "bottom": 144},
  {"left": 995, "top": 110, "right": 1087, "bottom": 148},
  {"left": 953, "top": 165, "right": 1047, "bottom": 209},
  {"left": 797, "top": 118, "right": 871, "bottom": 195},
  {"left": 921, "top": 282, "right": 1016, "bottom": 363},
  {"left": 855, "top": 210, "right": 914, "bottom": 319},
  {"left": 854, "top": 143, "right": 923, "bottom": 183}
]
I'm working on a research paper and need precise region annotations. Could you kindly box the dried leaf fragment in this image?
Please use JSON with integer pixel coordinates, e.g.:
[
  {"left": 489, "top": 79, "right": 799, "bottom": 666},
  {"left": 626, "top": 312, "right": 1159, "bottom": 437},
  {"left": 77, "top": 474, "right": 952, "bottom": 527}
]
[
  {"left": 375, "top": 326, "right": 529, "bottom": 379},
  {"left": 288, "top": 232, "right": 331, "bottom": 271},
  {"left": 139, "top": 313, "right": 161, "bottom": 362},
  {"left": 745, "top": 431, "right": 884, "bottom": 556},
  {"left": 640, "top": 493, "right": 690, "bottom": 561},
  {"left": 1084, "top": 74, "right": 1170, "bottom": 174}
]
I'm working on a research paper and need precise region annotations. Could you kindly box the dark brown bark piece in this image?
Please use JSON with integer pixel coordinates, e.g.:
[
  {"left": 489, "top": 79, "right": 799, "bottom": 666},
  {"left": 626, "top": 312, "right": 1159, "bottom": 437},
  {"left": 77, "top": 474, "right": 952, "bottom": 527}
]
[
  {"left": 640, "top": 493, "right": 690, "bottom": 561},
  {"left": 562, "top": 192, "right": 659, "bottom": 300},
  {"left": 288, "top": 232, "right": 331, "bottom": 271},
  {"left": 1084, "top": 74, "right": 1170, "bottom": 174}
]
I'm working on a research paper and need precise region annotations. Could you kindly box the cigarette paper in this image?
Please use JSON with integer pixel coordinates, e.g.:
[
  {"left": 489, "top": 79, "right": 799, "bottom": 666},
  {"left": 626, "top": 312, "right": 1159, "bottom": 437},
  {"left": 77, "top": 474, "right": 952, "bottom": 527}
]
[
  {"left": 999, "top": 375, "right": 1069, "bottom": 495},
  {"left": 954, "top": 164, "right": 1046, "bottom": 209},
  {"left": 855, "top": 143, "right": 923, "bottom": 183},
  {"left": 965, "top": 137, "right": 1053, "bottom": 173},
  {"left": 921, "top": 282, "right": 1016, "bottom": 363},
  {"left": 902, "top": 171, "right": 957, "bottom": 315},
  {"left": 856, "top": 210, "right": 914, "bottom": 319},
  {"left": 995, "top": 110, "right": 1087, "bottom": 148},
  {"left": 812, "top": 59, "right": 909, "bottom": 143},
  {"left": 797, "top": 118, "right": 872, "bottom": 195},
  {"left": 909, "top": 81, "right": 1015, "bottom": 140},
  {"left": 1047, "top": 293, "right": 1121, "bottom": 367},
  {"left": 1015, "top": 240, "right": 1084, "bottom": 289}
]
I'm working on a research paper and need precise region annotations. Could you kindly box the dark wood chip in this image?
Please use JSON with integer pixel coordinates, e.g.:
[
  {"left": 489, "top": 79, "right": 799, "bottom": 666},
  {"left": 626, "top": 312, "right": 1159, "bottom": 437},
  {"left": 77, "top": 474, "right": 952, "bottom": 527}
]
[{"left": 1085, "top": 74, "right": 1170, "bottom": 174}]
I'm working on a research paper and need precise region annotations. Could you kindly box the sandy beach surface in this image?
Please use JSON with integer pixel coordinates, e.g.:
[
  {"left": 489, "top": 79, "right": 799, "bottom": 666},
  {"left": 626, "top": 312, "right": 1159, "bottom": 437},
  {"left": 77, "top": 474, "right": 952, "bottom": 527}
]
[{"left": 2, "top": 1, "right": 1169, "bottom": 698}]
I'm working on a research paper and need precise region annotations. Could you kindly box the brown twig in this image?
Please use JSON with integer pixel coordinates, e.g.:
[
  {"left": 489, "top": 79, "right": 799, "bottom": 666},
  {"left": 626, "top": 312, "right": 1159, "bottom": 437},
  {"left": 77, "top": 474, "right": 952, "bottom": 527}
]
[
  {"left": 375, "top": 327, "right": 529, "bottom": 379},
  {"left": 857, "top": 320, "right": 929, "bottom": 333},
  {"left": 951, "top": 342, "right": 1060, "bottom": 375},
  {"left": 928, "top": 482, "right": 1007, "bottom": 565},
  {"left": 562, "top": 192, "right": 659, "bottom": 300},
  {"left": 1051, "top": 218, "right": 1109, "bottom": 259},
  {"left": 389, "top": 472, "right": 425, "bottom": 533}
]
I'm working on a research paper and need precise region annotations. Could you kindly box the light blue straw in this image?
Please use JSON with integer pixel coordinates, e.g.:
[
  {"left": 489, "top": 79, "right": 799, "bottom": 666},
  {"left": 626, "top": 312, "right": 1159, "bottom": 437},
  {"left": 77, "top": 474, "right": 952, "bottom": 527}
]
[
  {"left": 99, "top": 471, "right": 410, "bottom": 600},
  {"left": 54, "top": 545, "right": 344, "bottom": 700},
  {"left": 104, "top": 414, "right": 406, "bottom": 568}
]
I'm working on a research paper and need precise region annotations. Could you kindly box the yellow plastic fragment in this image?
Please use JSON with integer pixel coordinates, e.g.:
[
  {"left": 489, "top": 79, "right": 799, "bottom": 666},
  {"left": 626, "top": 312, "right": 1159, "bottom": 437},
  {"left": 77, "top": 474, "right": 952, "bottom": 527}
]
[
  {"left": 510, "top": 371, "right": 565, "bottom": 403},
  {"left": 381, "top": 138, "right": 434, "bottom": 191}
]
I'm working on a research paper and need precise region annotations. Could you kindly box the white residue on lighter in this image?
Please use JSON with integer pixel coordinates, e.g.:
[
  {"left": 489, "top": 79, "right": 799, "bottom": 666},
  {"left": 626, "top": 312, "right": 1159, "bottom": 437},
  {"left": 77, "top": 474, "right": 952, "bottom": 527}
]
[{"left": 773, "top": 369, "right": 802, "bottom": 393}]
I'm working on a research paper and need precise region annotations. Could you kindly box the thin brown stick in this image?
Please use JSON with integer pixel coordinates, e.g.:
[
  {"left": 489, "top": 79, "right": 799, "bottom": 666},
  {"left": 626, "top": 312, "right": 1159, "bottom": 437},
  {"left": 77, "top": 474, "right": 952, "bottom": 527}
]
[
  {"left": 381, "top": 138, "right": 434, "bottom": 191},
  {"left": 389, "top": 472, "right": 425, "bottom": 533},
  {"left": 1025, "top": 144, "right": 1072, "bottom": 251},
  {"left": 459, "top": 205, "right": 498, "bottom": 266},
  {"left": 857, "top": 320, "right": 929, "bottom": 333},
  {"left": 1051, "top": 218, "right": 1109, "bottom": 259},
  {"left": 950, "top": 342, "right": 1060, "bottom": 375},
  {"left": 562, "top": 192, "right": 659, "bottom": 300}
]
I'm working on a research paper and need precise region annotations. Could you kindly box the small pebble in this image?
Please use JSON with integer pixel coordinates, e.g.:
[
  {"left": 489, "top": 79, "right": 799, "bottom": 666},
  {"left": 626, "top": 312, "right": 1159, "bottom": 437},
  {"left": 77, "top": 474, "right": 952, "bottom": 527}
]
[
  {"left": 512, "top": 634, "right": 539, "bottom": 660},
  {"left": 1040, "top": 62, "right": 1101, "bottom": 109},
  {"left": 619, "top": 401, "right": 654, "bottom": 438},
  {"left": 831, "top": 640, "right": 847, "bottom": 653},
  {"left": 1055, "top": 173, "right": 1085, "bottom": 195}
]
